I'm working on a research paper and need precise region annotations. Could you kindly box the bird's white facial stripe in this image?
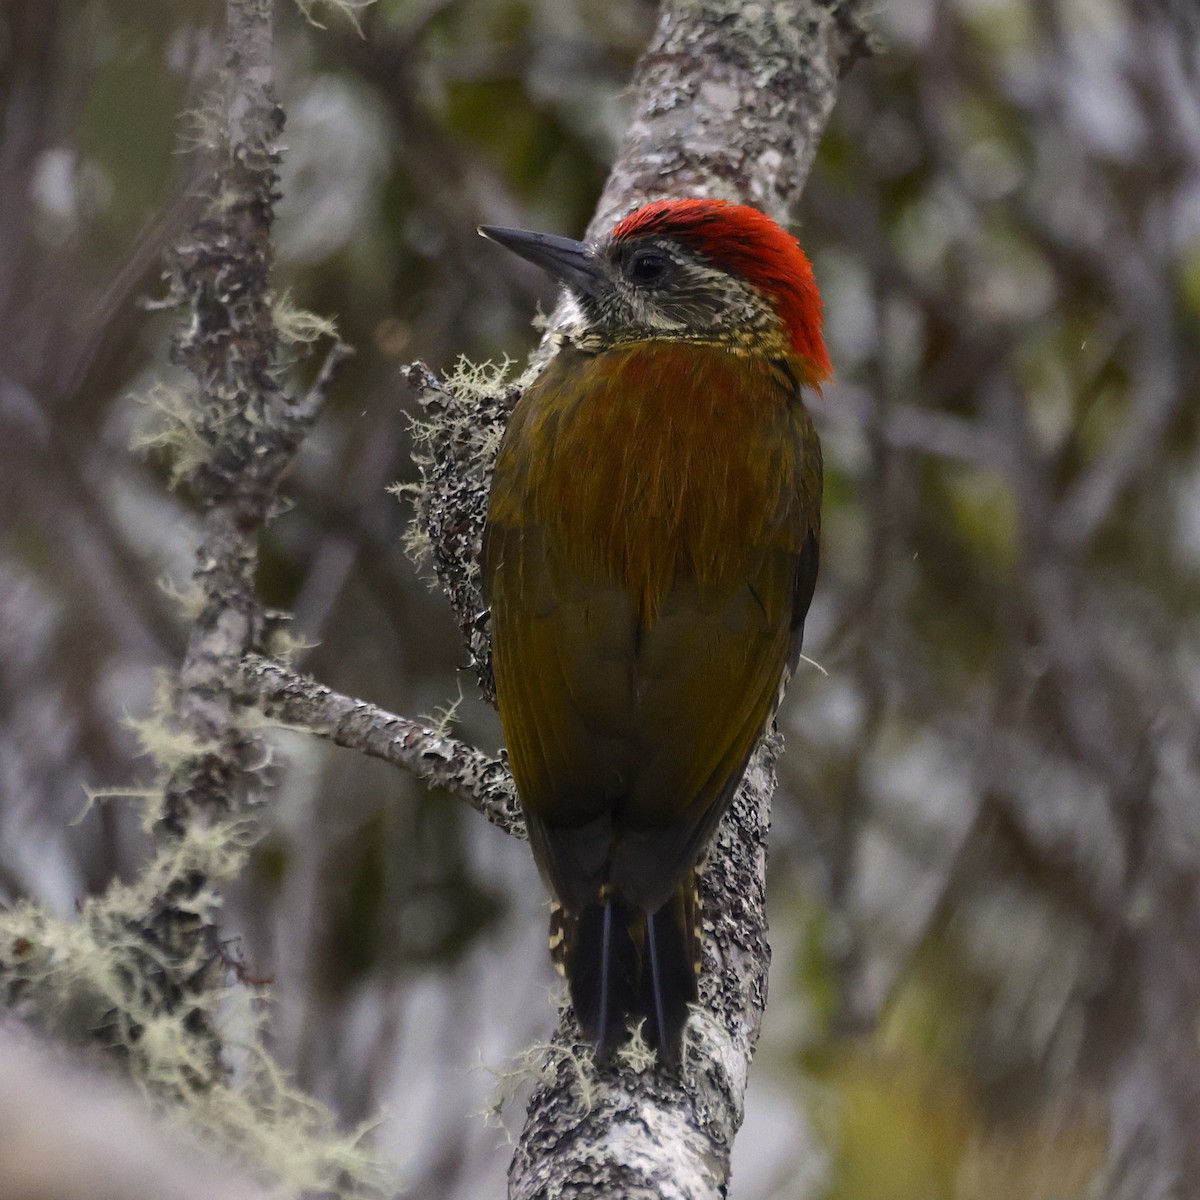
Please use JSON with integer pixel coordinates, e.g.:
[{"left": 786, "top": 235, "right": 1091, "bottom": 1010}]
[
  {"left": 637, "top": 299, "right": 688, "bottom": 331},
  {"left": 552, "top": 290, "right": 587, "bottom": 338}
]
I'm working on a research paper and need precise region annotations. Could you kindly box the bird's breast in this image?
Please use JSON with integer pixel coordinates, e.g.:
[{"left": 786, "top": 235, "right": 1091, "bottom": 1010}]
[{"left": 489, "top": 341, "right": 815, "bottom": 622}]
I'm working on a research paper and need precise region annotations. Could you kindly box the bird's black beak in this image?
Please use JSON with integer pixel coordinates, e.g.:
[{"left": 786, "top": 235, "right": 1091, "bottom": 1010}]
[{"left": 479, "top": 225, "right": 603, "bottom": 297}]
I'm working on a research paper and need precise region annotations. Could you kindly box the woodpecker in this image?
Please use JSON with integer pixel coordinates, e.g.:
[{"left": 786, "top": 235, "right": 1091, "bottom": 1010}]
[{"left": 480, "top": 198, "right": 828, "bottom": 1067}]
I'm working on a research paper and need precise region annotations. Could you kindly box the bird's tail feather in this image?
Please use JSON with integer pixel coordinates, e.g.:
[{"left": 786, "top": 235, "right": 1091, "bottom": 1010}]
[
  {"left": 550, "top": 874, "right": 700, "bottom": 1068},
  {"left": 559, "top": 895, "right": 640, "bottom": 1063},
  {"left": 642, "top": 884, "right": 700, "bottom": 1067}
]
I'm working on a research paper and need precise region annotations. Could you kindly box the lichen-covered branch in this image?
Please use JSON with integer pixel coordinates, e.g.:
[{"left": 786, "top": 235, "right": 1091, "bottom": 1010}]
[
  {"left": 140, "top": 0, "right": 330, "bottom": 1091},
  {"left": 586, "top": 0, "right": 870, "bottom": 238},
  {"left": 407, "top": 2, "right": 872, "bottom": 1196},
  {"left": 0, "top": 4, "right": 396, "bottom": 1192},
  {"left": 242, "top": 653, "right": 522, "bottom": 836},
  {"left": 163, "top": 0, "right": 296, "bottom": 837},
  {"left": 0, "top": 0, "right": 348, "bottom": 1108},
  {"left": 404, "top": 361, "right": 515, "bottom": 699}
]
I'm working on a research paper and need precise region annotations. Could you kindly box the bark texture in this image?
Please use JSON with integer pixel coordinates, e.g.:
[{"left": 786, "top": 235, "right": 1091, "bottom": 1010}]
[
  {"left": 243, "top": 653, "right": 521, "bottom": 836},
  {"left": 145, "top": 0, "right": 295, "bottom": 1088},
  {"left": 586, "top": 0, "right": 871, "bottom": 239},
  {"left": 125, "top": 0, "right": 346, "bottom": 1091}
]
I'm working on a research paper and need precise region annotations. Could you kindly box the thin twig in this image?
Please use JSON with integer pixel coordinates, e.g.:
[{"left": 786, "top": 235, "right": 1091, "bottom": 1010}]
[{"left": 241, "top": 654, "right": 522, "bottom": 836}]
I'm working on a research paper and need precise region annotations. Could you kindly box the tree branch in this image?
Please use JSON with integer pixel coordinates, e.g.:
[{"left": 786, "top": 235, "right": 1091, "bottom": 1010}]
[
  {"left": 138, "top": 0, "right": 307, "bottom": 1089},
  {"left": 241, "top": 653, "right": 521, "bottom": 836},
  {"left": 1, "top": 19, "right": 368, "bottom": 1193}
]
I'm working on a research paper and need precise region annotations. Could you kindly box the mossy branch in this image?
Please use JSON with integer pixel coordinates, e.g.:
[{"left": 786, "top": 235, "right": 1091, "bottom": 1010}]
[
  {"left": 240, "top": 653, "right": 522, "bottom": 836},
  {"left": 1, "top": 0, "right": 376, "bottom": 1194}
]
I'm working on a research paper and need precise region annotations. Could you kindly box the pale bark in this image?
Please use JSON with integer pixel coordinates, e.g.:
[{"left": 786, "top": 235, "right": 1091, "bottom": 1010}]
[{"left": 243, "top": 652, "right": 521, "bottom": 835}]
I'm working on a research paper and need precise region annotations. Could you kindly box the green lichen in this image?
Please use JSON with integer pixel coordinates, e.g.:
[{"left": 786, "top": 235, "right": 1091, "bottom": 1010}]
[
  {"left": 0, "top": 804, "right": 392, "bottom": 1197},
  {"left": 476, "top": 1036, "right": 598, "bottom": 1144},
  {"left": 133, "top": 380, "right": 212, "bottom": 489},
  {"left": 273, "top": 291, "right": 340, "bottom": 347}
]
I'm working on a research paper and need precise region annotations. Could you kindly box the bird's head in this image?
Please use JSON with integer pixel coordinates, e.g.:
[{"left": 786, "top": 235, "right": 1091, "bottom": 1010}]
[{"left": 481, "top": 198, "right": 831, "bottom": 384}]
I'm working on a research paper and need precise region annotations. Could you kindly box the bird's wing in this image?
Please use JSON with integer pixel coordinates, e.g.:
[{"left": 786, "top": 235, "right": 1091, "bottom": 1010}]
[
  {"left": 607, "top": 534, "right": 818, "bottom": 911},
  {"left": 482, "top": 507, "right": 645, "bottom": 906}
]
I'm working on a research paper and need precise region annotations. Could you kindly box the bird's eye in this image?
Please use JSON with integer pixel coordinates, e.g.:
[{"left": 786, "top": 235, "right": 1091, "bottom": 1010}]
[{"left": 626, "top": 250, "right": 669, "bottom": 286}]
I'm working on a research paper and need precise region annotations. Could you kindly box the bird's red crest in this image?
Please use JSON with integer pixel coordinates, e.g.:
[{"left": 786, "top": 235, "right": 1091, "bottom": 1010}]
[{"left": 611, "top": 198, "right": 831, "bottom": 382}]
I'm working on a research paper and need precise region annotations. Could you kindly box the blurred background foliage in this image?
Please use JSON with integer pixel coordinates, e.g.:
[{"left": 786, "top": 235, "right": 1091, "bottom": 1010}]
[{"left": 1, "top": 0, "right": 1198, "bottom": 1195}]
